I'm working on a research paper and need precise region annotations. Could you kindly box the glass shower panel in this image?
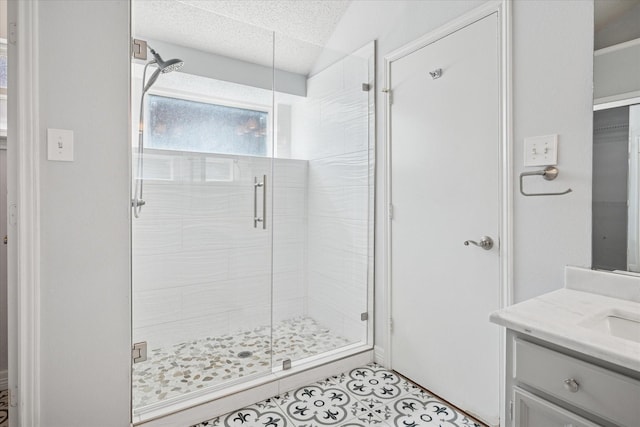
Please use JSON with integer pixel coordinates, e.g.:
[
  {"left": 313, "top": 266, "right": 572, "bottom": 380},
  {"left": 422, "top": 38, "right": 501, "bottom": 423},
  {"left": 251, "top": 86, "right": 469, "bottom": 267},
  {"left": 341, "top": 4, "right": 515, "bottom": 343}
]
[
  {"left": 130, "top": 5, "right": 275, "bottom": 414},
  {"left": 271, "top": 36, "right": 375, "bottom": 369}
]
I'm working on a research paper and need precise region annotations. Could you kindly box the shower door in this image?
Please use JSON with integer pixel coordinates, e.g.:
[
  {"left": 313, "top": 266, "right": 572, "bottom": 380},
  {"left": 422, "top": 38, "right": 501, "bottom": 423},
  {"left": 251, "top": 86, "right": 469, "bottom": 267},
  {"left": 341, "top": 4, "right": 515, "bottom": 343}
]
[
  {"left": 270, "top": 38, "right": 376, "bottom": 370},
  {"left": 131, "top": 1, "right": 375, "bottom": 417},
  {"left": 130, "top": 16, "right": 276, "bottom": 416}
]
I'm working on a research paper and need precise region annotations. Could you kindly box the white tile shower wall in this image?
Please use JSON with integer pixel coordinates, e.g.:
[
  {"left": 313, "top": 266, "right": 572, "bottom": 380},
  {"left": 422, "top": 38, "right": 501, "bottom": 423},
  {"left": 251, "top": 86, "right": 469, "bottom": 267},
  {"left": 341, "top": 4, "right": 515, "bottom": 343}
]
[
  {"left": 133, "top": 151, "right": 308, "bottom": 350},
  {"left": 291, "top": 53, "right": 370, "bottom": 343}
]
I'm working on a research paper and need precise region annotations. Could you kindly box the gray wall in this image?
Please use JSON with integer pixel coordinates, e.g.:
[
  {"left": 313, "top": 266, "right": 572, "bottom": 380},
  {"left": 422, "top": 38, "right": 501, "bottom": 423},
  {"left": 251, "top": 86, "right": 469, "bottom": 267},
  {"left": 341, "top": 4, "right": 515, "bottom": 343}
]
[
  {"left": 0, "top": 0, "right": 7, "bottom": 380},
  {"left": 37, "top": 1, "right": 130, "bottom": 426},
  {"left": 595, "top": 2, "right": 640, "bottom": 50},
  {"left": 511, "top": 0, "right": 593, "bottom": 302},
  {"left": 138, "top": 38, "right": 307, "bottom": 97}
]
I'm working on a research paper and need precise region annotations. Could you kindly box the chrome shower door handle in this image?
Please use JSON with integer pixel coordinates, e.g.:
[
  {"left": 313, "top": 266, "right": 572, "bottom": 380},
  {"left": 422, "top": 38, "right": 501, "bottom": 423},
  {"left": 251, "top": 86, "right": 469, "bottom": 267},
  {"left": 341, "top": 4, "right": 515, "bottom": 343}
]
[
  {"left": 261, "top": 174, "right": 267, "bottom": 230},
  {"left": 253, "top": 176, "right": 261, "bottom": 228},
  {"left": 464, "top": 236, "right": 494, "bottom": 250},
  {"left": 253, "top": 175, "right": 266, "bottom": 229}
]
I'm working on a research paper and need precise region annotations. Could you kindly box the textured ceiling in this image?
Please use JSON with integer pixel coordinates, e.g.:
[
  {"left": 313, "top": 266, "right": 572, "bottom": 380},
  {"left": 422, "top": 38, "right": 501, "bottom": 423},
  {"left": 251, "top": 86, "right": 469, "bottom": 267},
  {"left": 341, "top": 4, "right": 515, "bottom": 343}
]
[{"left": 133, "top": 0, "right": 352, "bottom": 76}]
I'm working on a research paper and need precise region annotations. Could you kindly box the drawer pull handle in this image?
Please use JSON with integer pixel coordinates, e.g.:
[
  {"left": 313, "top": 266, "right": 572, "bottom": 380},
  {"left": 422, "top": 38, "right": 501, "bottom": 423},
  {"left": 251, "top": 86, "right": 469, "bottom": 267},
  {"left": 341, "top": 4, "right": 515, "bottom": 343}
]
[{"left": 563, "top": 378, "right": 580, "bottom": 393}]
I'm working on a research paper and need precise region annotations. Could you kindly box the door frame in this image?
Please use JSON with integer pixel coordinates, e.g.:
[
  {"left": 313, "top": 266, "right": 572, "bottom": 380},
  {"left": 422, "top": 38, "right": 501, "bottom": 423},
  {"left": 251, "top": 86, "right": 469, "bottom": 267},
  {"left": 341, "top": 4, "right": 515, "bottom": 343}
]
[
  {"left": 382, "top": 0, "right": 512, "bottom": 424},
  {"left": 6, "top": 0, "right": 42, "bottom": 425}
]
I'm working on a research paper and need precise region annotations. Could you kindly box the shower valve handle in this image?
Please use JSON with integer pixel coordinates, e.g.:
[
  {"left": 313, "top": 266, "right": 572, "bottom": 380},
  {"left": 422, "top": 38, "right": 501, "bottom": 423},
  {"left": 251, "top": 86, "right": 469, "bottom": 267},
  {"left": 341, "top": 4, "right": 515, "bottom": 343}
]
[{"left": 131, "top": 198, "right": 146, "bottom": 208}]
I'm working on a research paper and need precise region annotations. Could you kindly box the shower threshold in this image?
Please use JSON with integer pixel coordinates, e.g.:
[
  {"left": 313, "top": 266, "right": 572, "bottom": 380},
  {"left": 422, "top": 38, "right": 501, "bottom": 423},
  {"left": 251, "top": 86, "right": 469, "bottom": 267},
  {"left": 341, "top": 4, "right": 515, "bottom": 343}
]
[{"left": 132, "top": 316, "right": 354, "bottom": 411}]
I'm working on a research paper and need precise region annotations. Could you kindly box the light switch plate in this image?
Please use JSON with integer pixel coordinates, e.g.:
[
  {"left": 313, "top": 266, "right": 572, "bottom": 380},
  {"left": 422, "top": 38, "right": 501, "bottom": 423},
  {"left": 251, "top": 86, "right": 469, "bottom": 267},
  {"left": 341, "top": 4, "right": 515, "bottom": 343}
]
[
  {"left": 47, "top": 128, "right": 74, "bottom": 161},
  {"left": 524, "top": 134, "right": 558, "bottom": 167}
]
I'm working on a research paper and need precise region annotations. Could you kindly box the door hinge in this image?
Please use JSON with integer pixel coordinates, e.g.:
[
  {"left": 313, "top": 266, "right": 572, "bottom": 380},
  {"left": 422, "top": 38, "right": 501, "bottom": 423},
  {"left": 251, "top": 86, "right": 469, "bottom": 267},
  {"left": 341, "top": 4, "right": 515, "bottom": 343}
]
[
  {"left": 388, "top": 203, "right": 394, "bottom": 220},
  {"left": 9, "top": 22, "right": 17, "bottom": 45},
  {"left": 283, "top": 359, "right": 292, "bottom": 370},
  {"left": 362, "top": 83, "right": 371, "bottom": 92},
  {"left": 132, "top": 341, "right": 147, "bottom": 363},
  {"left": 361, "top": 312, "right": 369, "bottom": 321},
  {"left": 390, "top": 317, "right": 394, "bottom": 333},
  {"left": 509, "top": 400, "right": 513, "bottom": 420},
  {"left": 132, "top": 38, "right": 148, "bottom": 60}
]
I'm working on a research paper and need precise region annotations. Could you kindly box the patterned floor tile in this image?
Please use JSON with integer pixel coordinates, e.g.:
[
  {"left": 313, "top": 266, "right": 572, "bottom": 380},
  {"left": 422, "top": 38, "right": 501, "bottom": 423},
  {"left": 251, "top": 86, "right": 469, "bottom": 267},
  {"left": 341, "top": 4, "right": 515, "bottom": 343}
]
[
  {"left": 399, "top": 379, "right": 434, "bottom": 398},
  {"left": 339, "top": 424, "right": 388, "bottom": 427},
  {"left": 0, "top": 389, "right": 7, "bottom": 427},
  {"left": 345, "top": 400, "right": 391, "bottom": 425},
  {"left": 192, "top": 365, "right": 486, "bottom": 427},
  {"left": 338, "top": 423, "right": 388, "bottom": 427},
  {"left": 386, "top": 395, "right": 482, "bottom": 427},
  {"left": 342, "top": 365, "right": 403, "bottom": 402},
  {"left": 276, "top": 383, "right": 355, "bottom": 426},
  {"left": 316, "top": 372, "right": 348, "bottom": 388},
  {"left": 193, "top": 398, "right": 292, "bottom": 427}
]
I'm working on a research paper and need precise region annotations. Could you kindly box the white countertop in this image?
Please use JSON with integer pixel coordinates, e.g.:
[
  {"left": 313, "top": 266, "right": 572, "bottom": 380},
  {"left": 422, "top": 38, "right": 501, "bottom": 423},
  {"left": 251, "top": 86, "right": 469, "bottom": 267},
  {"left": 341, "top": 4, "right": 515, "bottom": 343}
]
[{"left": 490, "top": 287, "right": 640, "bottom": 372}]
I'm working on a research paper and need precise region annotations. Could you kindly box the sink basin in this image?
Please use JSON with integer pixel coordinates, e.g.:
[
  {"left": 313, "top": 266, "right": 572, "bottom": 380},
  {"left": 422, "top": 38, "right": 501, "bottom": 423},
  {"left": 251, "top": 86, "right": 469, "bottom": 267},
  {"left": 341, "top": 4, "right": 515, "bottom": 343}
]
[{"left": 579, "top": 309, "right": 640, "bottom": 343}]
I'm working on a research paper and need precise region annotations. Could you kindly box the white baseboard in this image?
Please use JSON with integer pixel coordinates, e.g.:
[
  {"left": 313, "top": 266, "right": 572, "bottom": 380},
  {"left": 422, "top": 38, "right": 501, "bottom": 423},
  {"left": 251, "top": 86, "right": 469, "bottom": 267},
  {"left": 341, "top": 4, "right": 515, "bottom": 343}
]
[
  {"left": 374, "top": 345, "right": 385, "bottom": 366},
  {"left": 0, "top": 370, "right": 7, "bottom": 390}
]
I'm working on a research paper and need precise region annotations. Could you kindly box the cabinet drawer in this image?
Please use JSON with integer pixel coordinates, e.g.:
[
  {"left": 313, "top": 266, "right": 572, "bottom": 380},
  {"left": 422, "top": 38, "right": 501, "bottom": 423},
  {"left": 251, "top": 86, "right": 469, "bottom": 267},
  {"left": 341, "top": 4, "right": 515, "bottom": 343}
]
[
  {"left": 514, "top": 338, "right": 640, "bottom": 427},
  {"left": 514, "top": 387, "right": 600, "bottom": 427}
]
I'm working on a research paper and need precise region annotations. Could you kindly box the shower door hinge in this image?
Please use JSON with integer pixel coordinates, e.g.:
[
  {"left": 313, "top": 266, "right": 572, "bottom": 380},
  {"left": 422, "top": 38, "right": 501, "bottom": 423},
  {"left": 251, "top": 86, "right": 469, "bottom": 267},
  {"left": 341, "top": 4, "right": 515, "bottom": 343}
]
[
  {"left": 361, "top": 312, "right": 369, "bottom": 321},
  {"left": 132, "top": 38, "right": 148, "bottom": 60},
  {"left": 282, "top": 359, "right": 292, "bottom": 371},
  {"left": 9, "top": 22, "right": 17, "bottom": 45},
  {"left": 362, "top": 83, "right": 371, "bottom": 92},
  {"left": 132, "top": 341, "right": 148, "bottom": 363}
]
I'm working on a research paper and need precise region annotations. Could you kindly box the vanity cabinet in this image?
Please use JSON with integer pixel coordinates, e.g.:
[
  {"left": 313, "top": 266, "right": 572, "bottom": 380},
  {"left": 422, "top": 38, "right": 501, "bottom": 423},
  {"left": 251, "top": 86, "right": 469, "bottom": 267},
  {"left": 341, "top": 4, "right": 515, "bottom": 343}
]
[
  {"left": 506, "top": 331, "right": 640, "bottom": 427},
  {"left": 514, "top": 388, "right": 599, "bottom": 427}
]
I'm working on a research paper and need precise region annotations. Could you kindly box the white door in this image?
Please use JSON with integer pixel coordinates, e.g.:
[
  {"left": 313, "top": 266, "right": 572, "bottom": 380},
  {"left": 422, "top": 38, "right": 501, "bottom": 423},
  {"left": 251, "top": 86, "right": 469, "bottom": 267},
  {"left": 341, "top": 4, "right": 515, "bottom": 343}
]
[{"left": 390, "top": 13, "right": 501, "bottom": 424}]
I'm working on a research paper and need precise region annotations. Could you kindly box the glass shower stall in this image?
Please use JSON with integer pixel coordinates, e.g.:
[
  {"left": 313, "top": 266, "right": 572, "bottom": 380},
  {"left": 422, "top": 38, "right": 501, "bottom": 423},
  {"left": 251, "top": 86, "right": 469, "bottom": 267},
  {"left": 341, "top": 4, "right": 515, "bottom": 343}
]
[{"left": 130, "top": 3, "right": 375, "bottom": 419}]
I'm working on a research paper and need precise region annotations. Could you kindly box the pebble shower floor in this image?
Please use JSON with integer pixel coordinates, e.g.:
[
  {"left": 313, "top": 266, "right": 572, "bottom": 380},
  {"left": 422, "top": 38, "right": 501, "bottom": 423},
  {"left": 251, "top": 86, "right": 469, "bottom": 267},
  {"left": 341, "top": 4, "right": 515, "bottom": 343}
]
[
  {"left": 133, "top": 317, "right": 351, "bottom": 408},
  {"left": 191, "top": 363, "right": 485, "bottom": 427}
]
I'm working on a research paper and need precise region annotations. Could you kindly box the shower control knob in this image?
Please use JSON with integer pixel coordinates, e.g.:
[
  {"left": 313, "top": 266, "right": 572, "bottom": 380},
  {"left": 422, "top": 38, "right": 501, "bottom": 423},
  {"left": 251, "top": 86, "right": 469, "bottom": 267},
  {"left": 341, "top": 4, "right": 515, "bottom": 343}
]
[
  {"left": 463, "top": 236, "right": 494, "bottom": 250},
  {"left": 131, "top": 198, "right": 146, "bottom": 208}
]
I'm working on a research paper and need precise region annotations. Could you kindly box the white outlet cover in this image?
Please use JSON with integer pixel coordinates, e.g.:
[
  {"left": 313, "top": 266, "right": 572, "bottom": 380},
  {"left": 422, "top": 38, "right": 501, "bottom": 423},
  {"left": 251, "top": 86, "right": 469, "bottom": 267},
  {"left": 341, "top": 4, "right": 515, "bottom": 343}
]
[
  {"left": 47, "top": 128, "right": 74, "bottom": 161},
  {"left": 524, "top": 134, "right": 558, "bottom": 167}
]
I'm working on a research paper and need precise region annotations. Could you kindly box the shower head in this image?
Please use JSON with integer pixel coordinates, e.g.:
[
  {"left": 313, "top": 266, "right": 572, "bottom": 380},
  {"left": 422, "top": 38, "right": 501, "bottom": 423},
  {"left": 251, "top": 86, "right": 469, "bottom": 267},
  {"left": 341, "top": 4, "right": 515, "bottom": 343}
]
[
  {"left": 149, "top": 47, "right": 184, "bottom": 74},
  {"left": 143, "top": 46, "right": 184, "bottom": 93}
]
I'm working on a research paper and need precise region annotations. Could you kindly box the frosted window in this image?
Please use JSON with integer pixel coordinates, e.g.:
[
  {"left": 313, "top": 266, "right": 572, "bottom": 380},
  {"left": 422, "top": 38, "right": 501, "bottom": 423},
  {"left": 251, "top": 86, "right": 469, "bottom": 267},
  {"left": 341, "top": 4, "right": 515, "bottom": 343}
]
[
  {"left": 0, "top": 41, "right": 6, "bottom": 90},
  {"left": 147, "top": 95, "right": 268, "bottom": 156},
  {"left": 0, "top": 55, "right": 6, "bottom": 89}
]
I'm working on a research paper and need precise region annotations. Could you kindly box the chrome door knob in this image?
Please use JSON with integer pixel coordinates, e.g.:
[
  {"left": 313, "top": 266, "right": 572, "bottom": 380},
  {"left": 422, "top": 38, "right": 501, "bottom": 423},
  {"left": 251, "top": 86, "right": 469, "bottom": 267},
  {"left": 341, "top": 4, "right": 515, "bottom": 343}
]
[{"left": 463, "top": 236, "right": 494, "bottom": 250}]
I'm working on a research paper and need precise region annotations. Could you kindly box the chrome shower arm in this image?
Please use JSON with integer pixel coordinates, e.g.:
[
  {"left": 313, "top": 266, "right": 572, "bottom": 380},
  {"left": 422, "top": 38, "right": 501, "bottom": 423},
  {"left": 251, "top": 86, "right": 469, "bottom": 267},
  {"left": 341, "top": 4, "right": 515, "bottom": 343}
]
[{"left": 132, "top": 49, "right": 183, "bottom": 218}]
